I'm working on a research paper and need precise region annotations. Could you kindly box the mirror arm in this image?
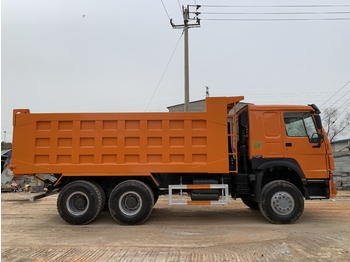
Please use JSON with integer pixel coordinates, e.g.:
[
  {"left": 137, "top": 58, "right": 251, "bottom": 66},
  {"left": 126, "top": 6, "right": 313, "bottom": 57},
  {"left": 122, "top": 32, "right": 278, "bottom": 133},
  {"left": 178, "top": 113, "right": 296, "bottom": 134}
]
[{"left": 312, "top": 133, "right": 324, "bottom": 148}]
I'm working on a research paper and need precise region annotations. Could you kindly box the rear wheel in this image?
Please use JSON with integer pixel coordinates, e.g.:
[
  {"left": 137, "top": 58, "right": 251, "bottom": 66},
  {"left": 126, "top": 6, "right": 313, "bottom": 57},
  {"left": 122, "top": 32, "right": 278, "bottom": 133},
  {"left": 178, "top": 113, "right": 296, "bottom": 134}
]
[
  {"left": 241, "top": 198, "right": 259, "bottom": 210},
  {"left": 259, "top": 180, "right": 304, "bottom": 224},
  {"left": 153, "top": 192, "right": 159, "bottom": 206},
  {"left": 108, "top": 180, "right": 154, "bottom": 225},
  {"left": 57, "top": 180, "right": 102, "bottom": 225},
  {"left": 90, "top": 181, "right": 106, "bottom": 213}
]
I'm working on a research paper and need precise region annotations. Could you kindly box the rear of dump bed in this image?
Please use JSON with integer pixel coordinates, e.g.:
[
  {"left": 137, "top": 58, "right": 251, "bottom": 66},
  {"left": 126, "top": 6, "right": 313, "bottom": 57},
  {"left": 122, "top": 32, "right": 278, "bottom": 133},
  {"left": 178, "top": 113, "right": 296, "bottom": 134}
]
[{"left": 11, "top": 97, "right": 242, "bottom": 177}]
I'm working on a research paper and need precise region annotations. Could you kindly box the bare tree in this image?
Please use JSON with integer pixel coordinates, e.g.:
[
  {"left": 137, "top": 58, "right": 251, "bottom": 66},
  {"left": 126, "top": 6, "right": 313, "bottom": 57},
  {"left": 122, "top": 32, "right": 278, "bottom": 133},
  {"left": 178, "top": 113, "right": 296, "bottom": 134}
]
[{"left": 322, "top": 107, "right": 350, "bottom": 141}]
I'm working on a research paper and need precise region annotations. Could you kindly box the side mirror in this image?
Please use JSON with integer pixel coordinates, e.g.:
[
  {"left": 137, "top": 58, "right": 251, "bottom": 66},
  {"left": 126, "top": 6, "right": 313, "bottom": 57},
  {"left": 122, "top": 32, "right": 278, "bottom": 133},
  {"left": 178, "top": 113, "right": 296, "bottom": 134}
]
[
  {"left": 315, "top": 115, "right": 322, "bottom": 129},
  {"left": 310, "top": 133, "right": 324, "bottom": 146}
]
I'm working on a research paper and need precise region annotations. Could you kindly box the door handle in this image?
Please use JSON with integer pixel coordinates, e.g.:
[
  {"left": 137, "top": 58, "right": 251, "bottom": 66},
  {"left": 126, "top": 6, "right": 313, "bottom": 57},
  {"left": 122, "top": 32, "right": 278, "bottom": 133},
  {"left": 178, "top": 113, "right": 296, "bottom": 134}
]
[{"left": 286, "top": 143, "right": 292, "bottom": 147}]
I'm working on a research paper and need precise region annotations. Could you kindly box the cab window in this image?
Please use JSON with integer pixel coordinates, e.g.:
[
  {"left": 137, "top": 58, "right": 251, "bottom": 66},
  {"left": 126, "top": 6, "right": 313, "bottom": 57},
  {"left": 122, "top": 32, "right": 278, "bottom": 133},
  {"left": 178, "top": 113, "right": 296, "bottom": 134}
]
[{"left": 284, "top": 112, "right": 318, "bottom": 140}]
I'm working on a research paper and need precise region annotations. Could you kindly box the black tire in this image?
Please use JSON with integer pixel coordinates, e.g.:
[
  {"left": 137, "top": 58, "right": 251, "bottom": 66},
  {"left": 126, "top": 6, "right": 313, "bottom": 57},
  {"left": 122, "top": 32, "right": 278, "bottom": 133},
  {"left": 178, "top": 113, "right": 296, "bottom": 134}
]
[
  {"left": 102, "top": 198, "right": 109, "bottom": 211},
  {"left": 108, "top": 180, "right": 154, "bottom": 225},
  {"left": 259, "top": 180, "right": 304, "bottom": 224},
  {"left": 57, "top": 180, "right": 102, "bottom": 225},
  {"left": 153, "top": 192, "right": 159, "bottom": 206},
  {"left": 241, "top": 198, "right": 259, "bottom": 210},
  {"left": 90, "top": 181, "right": 106, "bottom": 213}
]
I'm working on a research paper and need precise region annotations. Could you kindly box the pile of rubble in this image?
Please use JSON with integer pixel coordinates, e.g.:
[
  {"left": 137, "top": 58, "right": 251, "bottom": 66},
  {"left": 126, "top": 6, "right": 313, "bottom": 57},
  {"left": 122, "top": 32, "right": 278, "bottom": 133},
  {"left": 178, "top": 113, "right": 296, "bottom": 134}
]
[{"left": 1, "top": 149, "right": 54, "bottom": 193}]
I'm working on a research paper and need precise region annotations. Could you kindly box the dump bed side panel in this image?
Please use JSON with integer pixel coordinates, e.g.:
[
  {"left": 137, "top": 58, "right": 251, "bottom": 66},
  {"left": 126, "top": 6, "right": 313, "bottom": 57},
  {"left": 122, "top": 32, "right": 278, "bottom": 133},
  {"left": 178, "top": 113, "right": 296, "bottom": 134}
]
[{"left": 11, "top": 97, "right": 230, "bottom": 175}]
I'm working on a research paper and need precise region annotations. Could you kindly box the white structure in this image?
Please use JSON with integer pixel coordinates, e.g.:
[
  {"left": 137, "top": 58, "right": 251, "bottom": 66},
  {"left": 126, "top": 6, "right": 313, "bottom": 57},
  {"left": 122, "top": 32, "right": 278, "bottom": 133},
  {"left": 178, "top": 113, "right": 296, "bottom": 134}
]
[{"left": 331, "top": 138, "right": 350, "bottom": 152}]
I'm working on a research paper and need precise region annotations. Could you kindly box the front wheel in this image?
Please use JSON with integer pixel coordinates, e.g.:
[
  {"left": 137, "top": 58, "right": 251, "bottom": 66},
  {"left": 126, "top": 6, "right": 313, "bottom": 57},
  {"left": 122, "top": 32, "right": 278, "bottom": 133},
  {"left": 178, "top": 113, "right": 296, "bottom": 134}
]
[
  {"left": 108, "top": 180, "right": 154, "bottom": 225},
  {"left": 259, "top": 180, "right": 304, "bottom": 224}
]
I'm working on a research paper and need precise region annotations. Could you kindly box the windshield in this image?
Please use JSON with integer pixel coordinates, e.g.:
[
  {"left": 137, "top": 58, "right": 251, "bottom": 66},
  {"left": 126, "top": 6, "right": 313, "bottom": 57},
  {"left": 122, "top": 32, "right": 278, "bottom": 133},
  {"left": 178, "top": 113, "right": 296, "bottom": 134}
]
[{"left": 284, "top": 112, "right": 318, "bottom": 140}]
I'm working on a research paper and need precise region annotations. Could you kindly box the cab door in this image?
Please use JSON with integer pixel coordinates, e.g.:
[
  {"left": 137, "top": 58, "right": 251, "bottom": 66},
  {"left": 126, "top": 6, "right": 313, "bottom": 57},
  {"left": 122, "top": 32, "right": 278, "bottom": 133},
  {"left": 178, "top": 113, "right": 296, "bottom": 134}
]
[{"left": 283, "top": 112, "right": 328, "bottom": 179}]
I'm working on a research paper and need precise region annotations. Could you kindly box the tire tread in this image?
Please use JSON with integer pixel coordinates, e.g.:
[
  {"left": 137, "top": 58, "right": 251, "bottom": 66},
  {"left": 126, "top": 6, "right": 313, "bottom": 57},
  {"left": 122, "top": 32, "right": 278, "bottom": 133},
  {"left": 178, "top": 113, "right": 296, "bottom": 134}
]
[{"left": 57, "top": 180, "right": 102, "bottom": 225}]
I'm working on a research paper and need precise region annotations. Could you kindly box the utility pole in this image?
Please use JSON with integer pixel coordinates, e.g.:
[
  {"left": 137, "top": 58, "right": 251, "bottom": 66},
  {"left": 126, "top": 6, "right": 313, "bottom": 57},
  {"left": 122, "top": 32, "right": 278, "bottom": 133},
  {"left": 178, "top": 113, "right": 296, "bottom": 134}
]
[
  {"left": 183, "top": 8, "right": 190, "bottom": 112},
  {"left": 206, "top": 86, "right": 210, "bottom": 97},
  {"left": 3, "top": 131, "right": 6, "bottom": 143},
  {"left": 171, "top": 5, "right": 200, "bottom": 111}
]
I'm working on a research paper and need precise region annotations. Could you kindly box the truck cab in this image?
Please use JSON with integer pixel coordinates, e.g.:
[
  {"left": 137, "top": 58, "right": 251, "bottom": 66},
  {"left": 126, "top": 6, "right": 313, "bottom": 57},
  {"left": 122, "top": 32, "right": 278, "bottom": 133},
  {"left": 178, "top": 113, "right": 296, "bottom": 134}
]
[{"left": 231, "top": 103, "right": 337, "bottom": 222}]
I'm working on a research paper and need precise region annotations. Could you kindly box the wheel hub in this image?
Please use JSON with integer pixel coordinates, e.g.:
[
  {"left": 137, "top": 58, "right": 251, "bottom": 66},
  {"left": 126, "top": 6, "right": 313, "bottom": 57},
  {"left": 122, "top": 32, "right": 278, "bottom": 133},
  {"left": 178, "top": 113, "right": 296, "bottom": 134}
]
[
  {"left": 271, "top": 191, "right": 295, "bottom": 215},
  {"left": 119, "top": 191, "right": 142, "bottom": 216},
  {"left": 125, "top": 195, "right": 138, "bottom": 210},
  {"left": 74, "top": 195, "right": 88, "bottom": 210},
  {"left": 66, "top": 191, "right": 90, "bottom": 216}
]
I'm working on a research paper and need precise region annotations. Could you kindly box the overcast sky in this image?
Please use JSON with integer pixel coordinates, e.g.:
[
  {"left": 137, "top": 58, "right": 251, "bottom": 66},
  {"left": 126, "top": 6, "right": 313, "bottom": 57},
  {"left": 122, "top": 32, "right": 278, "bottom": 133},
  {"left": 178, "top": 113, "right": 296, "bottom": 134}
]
[{"left": 2, "top": 0, "right": 350, "bottom": 142}]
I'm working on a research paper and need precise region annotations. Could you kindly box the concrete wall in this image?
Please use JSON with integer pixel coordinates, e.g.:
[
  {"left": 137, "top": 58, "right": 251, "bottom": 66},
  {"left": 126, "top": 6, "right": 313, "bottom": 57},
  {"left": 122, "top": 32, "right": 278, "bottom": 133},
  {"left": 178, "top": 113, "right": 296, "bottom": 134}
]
[
  {"left": 331, "top": 140, "right": 350, "bottom": 152},
  {"left": 168, "top": 100, "right": 207, "bottom": 112},
  {"left": 333, "top": 151, "right": 350, "bottom": 190}
]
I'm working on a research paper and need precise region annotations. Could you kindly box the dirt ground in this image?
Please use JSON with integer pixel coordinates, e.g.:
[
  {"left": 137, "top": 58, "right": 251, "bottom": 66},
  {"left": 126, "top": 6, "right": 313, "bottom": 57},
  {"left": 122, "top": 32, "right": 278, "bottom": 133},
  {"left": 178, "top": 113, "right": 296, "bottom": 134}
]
[{"left": 1, "top": 191, "right": 350, "bottom": 262}]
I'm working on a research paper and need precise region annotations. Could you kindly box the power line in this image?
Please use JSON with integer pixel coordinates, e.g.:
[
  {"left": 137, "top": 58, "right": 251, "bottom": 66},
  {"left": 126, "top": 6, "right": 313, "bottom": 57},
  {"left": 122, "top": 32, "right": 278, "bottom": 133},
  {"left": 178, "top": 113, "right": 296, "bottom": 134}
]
[
  {"left": 325, "top": 92, "right": 350, "bottom": 123},
  {"left": 334, "top": 96, "right": 350, "bottom": 112},
  {"left": 201, "top": 18, "right": 350, "bottom": 21},
  {"left": 200, "top": 11, "right": 350, "bottom": 15},
  {"left": 338, "top": 101, "right": 350, "bottom": 116},
  {"left": 197, "top": 5, "right": 350, "bottom": 8},
  {"left": 160, "top": 0, "right": 171, "bottom": 20},
  {"left": 327, "top": 85, "right": 350, "bottom": 110},
  {"left": 320, "top": 80, "right": 350, "bottom": 107},
  {"left": 330, "top": 98, "right": 350, "bottom": 125},
  {"left": 195, "top": 5, "right": 350, "bottom": 21},
  {"left": 177, "top": 0, "right": 182, "bottom": 14},
  {"left": 145, "top": 31, "right": 184, "bottom": 111}
]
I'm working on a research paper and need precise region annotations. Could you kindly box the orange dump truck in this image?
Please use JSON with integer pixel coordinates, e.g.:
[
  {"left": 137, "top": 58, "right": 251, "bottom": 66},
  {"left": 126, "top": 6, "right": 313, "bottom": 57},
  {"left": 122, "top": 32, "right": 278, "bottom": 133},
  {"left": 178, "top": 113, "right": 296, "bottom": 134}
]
[{"left": 10, "top": 96, "right": 336, "bottom": 225}]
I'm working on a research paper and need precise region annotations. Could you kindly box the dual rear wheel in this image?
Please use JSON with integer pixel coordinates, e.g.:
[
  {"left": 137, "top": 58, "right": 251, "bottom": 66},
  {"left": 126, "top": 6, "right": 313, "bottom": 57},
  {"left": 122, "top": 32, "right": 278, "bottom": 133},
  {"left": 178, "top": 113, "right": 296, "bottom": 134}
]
[
  {"left": 57, "top": 180, "right": 154, "bottom": 225},
  {"left": 57, "top": 180, "right": 103, "bottom": 225},
  {"left": 108, "top": 180, "right": 154, "bottom": 225}
]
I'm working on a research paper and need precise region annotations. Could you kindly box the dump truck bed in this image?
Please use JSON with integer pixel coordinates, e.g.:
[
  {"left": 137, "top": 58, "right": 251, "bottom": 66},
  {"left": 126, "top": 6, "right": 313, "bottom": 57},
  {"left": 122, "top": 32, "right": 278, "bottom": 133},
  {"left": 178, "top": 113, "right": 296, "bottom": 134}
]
[{"left": 11, "top": 97, "right": 243, "bottom": 176}]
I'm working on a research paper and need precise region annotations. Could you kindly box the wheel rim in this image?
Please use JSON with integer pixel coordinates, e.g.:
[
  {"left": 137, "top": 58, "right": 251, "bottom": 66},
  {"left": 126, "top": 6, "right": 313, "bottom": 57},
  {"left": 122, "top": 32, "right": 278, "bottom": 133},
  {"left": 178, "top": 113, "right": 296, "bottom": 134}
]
[
  {"left": 270, "top": 191, "right": 295, "bottom": 215},
  {"left": 119, "top": 191, "right": 142, "bottom": 216},
  {"left": 66, "top": 191, "right": 90, "bottom": 216}
]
